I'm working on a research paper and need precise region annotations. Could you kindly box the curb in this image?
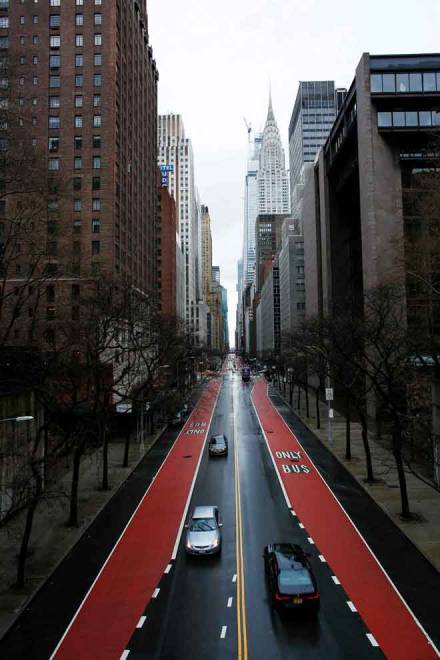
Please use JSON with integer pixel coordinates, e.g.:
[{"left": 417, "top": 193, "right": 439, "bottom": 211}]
[
  {"left": 0, "top": 425, "right": 168, "bottom": 642},
  {"left": 269, "top": 385, "right": 440, "bottom": 575}
]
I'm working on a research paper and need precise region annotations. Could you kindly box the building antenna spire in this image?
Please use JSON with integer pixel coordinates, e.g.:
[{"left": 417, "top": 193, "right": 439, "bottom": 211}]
[{"left": 268, "top": 79, "right": 274, "bottom": 120}]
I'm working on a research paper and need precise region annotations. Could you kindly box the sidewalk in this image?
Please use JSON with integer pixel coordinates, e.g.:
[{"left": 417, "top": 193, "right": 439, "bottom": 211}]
[
  {"left": 272, "top": 383, "right": 440, "bottom": 573},
  {"left": 0, "top": 427, "right": 166, "bottom": 638}
]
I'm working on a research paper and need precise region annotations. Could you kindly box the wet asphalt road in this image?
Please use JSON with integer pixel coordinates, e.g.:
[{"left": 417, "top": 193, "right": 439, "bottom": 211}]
[{"left": 2, "top": 371, "right": 438, "bottom": 659}]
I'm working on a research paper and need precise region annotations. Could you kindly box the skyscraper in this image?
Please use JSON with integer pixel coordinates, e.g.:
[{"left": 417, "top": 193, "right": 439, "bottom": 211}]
[
  {"left": 158, "top": 114, "right": 197, "bottom": 329},
  {"left": 288, "top": 81, "right": 337, "bottom": 199},
  {"left": 257, "top": 93, "right": 290, "bottom": 215},
  {"left": 242, "top": 132, "right": 263, "bottom": 286}
]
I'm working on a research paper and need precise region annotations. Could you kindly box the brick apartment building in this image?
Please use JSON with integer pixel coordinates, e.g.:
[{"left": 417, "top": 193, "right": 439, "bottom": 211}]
[{"left": 0, "top": 0, "right": 158, "bottom": 347}]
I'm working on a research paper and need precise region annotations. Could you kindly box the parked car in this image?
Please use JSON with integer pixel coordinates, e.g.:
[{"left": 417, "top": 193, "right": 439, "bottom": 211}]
[
  {"left": 185, "top": 505, "right": 222, "bottom": 555},
  {"left": 208, "top": 434, "right": 228, "bottom": 457},
  {"left": 263, "top": 543, "right": 320, "bottom": 613}
]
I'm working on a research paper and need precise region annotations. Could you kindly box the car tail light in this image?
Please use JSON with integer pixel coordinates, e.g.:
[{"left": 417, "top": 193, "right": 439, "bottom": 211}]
[
  {"left": 304, "top": 592, "right": 320, "bottom": 600},
  {"left": 275, "top": 592, "right": 290, "bottom": 602}
]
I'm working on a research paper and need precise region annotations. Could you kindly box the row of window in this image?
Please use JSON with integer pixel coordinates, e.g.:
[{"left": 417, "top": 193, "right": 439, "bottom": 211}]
[
  {"left": 48, "top": 156, "right": 101, "bottom": 170},
  {"left": 49, "top": 34, "right": 102, "bottom": 48},
  {"left": 49, "top": 135, "right": 101, "bottom": 150},
  {"left": 377, "top": 109, "right": 440, "bottom": 129},
  {"left": 49, "top": 52, "right": 102, "bottom": 70},
  {"left": 49, "top": 0, "right": 103, "bottom": 5},
  {"left": 370, "top": 71, "right": 440, "bottom": 94},
  {"left": 48, "top": 115, "right": 102, "bottom": 128}
]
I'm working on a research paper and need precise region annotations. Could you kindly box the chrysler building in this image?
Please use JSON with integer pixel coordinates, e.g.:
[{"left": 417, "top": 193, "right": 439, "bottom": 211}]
[{"left": 258, "top": 93, "right": 290, "bottom": 214}]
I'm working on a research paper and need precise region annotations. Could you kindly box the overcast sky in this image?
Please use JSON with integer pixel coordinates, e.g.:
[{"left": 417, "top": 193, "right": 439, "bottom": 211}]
[{"left": 148, "top": 0, "right": 440, "bottom": 347}]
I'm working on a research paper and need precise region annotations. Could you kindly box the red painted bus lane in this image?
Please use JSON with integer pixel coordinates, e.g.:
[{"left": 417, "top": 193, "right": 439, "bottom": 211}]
[
  {"left": 52, "top": 379, "right": 221, "bottom": 660},
  {"left": 252, "top": 380, "right": 438, "bottom": 660}
]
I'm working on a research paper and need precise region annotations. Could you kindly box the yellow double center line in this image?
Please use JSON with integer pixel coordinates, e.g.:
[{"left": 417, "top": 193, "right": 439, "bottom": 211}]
[{"left": 233, "top": 380, "right": 248, "bottom": 660}]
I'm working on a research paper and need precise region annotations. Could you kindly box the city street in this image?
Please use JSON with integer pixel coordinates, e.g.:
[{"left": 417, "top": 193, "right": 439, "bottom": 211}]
[{"left": 1, "top": 365, "right": 439, "bottom": 659}]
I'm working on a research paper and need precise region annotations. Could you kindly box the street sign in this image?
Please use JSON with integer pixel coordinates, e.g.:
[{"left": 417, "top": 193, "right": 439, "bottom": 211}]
[
  {"left": 325, "top": 388, "right": 333, "bottom": 401},
  {"left": 329, "top": 408, "right": 334, "bottom": 419}
]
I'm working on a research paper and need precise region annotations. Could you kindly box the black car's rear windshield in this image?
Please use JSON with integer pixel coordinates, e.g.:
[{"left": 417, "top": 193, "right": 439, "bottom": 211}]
[
  {"left": 278, "top": 568, "right": 313, "bottom": 588},
  {"left": 211, "top": 437, "right": 226, "bottom": 446},
  {"left": 190, "top": 517, "right": 217, "bottom": 531}
]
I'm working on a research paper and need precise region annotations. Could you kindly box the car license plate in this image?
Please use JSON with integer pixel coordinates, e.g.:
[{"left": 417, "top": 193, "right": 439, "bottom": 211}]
[{"left": 293, "top": 597, "right": 302, "bottom": 604}]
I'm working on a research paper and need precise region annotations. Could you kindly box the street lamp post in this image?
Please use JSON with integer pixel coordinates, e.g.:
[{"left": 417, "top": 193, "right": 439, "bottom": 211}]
[
  {"left": 287, "top": 368, "right": 293, "bottom": 405},
  {"left": 0, "top": 416, "right": 34, "bottom": 423}
]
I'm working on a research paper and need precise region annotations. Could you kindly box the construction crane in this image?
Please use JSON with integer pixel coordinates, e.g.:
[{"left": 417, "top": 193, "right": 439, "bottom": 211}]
[{"left": 243, "top": 117, "right": 252, "bottom": 142}]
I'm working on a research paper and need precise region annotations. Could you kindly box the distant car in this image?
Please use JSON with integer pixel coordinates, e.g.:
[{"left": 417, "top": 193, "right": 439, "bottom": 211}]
[
  {"left": 242, "top": 366, "right": 251, "bottom": 382},
  {"left": 185, "top": 505, "right": 222, "bottom": 555},
  {"left": 263, "top": 543, "right": 320, "bottom": 613},
  {"left": 208, "top": 434, "right": 228, "bottom": 457}
]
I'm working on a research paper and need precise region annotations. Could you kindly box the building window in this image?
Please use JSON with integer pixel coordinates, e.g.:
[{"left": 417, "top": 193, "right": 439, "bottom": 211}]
[
  {"left": 49, "top": 15, "right": 60, "bottom": 28},
  {"left": 74, "top": 156, "right": 82, "bottom": 169},
  {"left": 94, "top": 34, "right": 102, "bottom": 46},
  {"left": 92, "top": 135, "right": 101, "bottom": 149},
  {"left": 91, "top": 240, "right": 100, "bottom": 255},
  {"left": 93, "top": 73, "right": 102, "bottom": 86},
  {"left": 48, "top": 158, "right": 59, "bottom": 171},
  {"left": 94, "top": 13, "right": 102, "bottom": 24},
  {"left": 49, "top": 55, "right": 60, "bottom": 68},
  {"left": 50, "top": 0, "right": 61, "bottom": 6},
  {"left": 377, "top": 111, "right": 392, "bottom": 128},
  {"left": 92, "top": 156, "right": 101, "bottom": 169},
  {"left": 48, "top": 116, "right": 60, "bottom": 129},
  {"left": 75, "top": 14, "right": 84, "bottom": 26},
  {"left": 74, "top": 95, "right": 83, "bottom": 107},
  {"left": 93, "top": 94, "right": 101, "bottom": 107},
  {"left": 75, "top": 54, "right": 83, "bottom": 67},
  {"left": 50, "top": 35, "right": 60, "bottom": 48},
  {"left": 92, "top": 218, "right": 100, "bottom": 233},
  {"left": 75, "top": 34, "right": 84, "bottom": 47},
  {"left": 48, "top": 137, "right": 59, "bottom": 152},
  {"left": 46, "top": 286, "right": 55, "bottom": 302},
  {"left": 49, "top": 75, "right": 60, "bottom": 88},
  {"left": 75, "top": 74, "right": 83, "bottom": 87},
  {"left": 74, "top": 115, "right": 83, "bottom": 128},
  {"left": 93, "top": 114, "right": 101, "bottom": 128},
  {"left": 73, "top": 177, "right": 82, "bottom": 190},
  {"left": 49, "top": 95, "right": 60, "bottom": 108},
  {"left": 94, "top": 53, "right": 102, "bottom": 66},
  {"left": 73, "top": 198, "right": 82, "bottom": 212},
  {"left": 74, "top": 135, "right": 82, "bottom": 149},
  {"left": 92, "top": 198, "right": 100, "bottom": 211},
  {"left": 92, "top": 176, "right": 100, "bottom": 190},
  {"left": 32, "top": 35, "right": 39, "bottom": 45}
]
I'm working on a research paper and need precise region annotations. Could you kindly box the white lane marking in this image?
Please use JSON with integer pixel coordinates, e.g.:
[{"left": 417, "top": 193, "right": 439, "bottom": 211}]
[
  {"left": 347, "top": 601, "right": 357, "bottom": 613},
  {"left": 232, "top": 574, "right": 237, "bottom": 582},
  {"left": 250, "top": 383, "right": 292, "bottom": 509},
  {"left": 227, "top": 597, "right": 233, "bottom": 608},
  {"left": 136, "top": 615, "right": 146, "bottom": 628},
  {"left": 49, "top": 397, "right": 211, "bottom": 660},
  {"left": 263, "top": 383, "right": 440, "bottom": 657},
  {"left": 220, "top": 626, "right": 227, "bottom": 639},
  {"left": 291, "top": 510, "right": 297, "bottom": 516},
  {"left": 331, "top": 575, "right": 341, "bottom": 585},
  {"left": 307, "top": 537, "right": 314, "bottom": 544},
  {"left": 164, "top": 564, "right": 172, "bottom": 574},
  {"left": 152, "top": 588, "right": 160, "bottom": 599},
  {"left": 319, "top": 555, "right": 326, "bottom": 563},
  {"left": 298, "top": 522, "right": 305, "bottom": 529},
  {"left": 367, "top": 633, "right": 379, "bottom": 647},
  {"left": 171, "top": 383, "right": 222, "bottom": 560},
  {"left": 120, "top": 652, "right": 130, "bottom": 659}
]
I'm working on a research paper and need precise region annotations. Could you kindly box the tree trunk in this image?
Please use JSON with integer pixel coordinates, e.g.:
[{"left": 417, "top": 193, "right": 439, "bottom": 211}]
[
  {"left": 68, "top": 445, "right": 82, "bottom": 527},
  {"left": 16, "top": 500, "right": 37, "bottom": 589},
  {"left": 393, "top": 427, "right": 411, "bottom": 518},
  {"left": 305, "top": 385, "right": 310, "bottom": 418},
  {"left": 315, "top": 388, "right": 320, "bottom": 429},
  {"left": 123, "top": 429, "right": 130, "bottom": 467},
  {"left": 360, "top": 411, "right": 375, "bottom": 483},
  {"left": 102, "top": 425, "right": 109, "bottom": 491},
  {"left": 297, "top": 386, "right": 301, "bottom": 411},
  {"left": 289, "top": 385, "right": 293, "bottom": 406},
  {"left": 345, "top": 397, "right": 351, "bottom": 460}
]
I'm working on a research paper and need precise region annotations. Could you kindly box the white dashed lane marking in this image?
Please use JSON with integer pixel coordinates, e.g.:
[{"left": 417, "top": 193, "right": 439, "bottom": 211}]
[
  {"left": 318, "top": 555, "right": 326, "bottom": 563},
  {"left": 164, "top": 564, "right": 172, "bottom": 574},
  {"left": 331, "top": 576, "right": 341, "bottom": 585},
  {"left": 152, "top": 588, "right": 160, "bottom": 599},
  {"left": 291, "top": 510, "right": 297, "bottom": 516},
  {"left": 232, "top": 574, "right": 237, "bottom": 583},
  {"left": 298, "top": 522, "right": 305, "bottom": 529},
  {"left": 347, "top": 601, "right": 357, "bottom": 613},
  {"left": 227, "top": 597, "right": 233, "bottom": 608},
  {"left": 366, "top": 633, "right": 379, "bottom": 647},
  {"left": 307, "top": 537, "right": 314, "bottom": 544},
  {"left": 120, "top": 651, "right": 130, "bottom": 659},
  {"left": 136, "top": 616, "right": 146, "bottom": 628},
  {"left": 220, "top": 626, "right": 227, "bottom": 639}
]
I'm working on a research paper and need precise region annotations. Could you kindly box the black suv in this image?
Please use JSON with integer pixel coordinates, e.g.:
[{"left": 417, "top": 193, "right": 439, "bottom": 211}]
[
  {"left": 263, "top": 543, "right": 320, "bottom": 613},
  {"left": 208, "top": 434, "right": 228, "bottom": 457}
]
